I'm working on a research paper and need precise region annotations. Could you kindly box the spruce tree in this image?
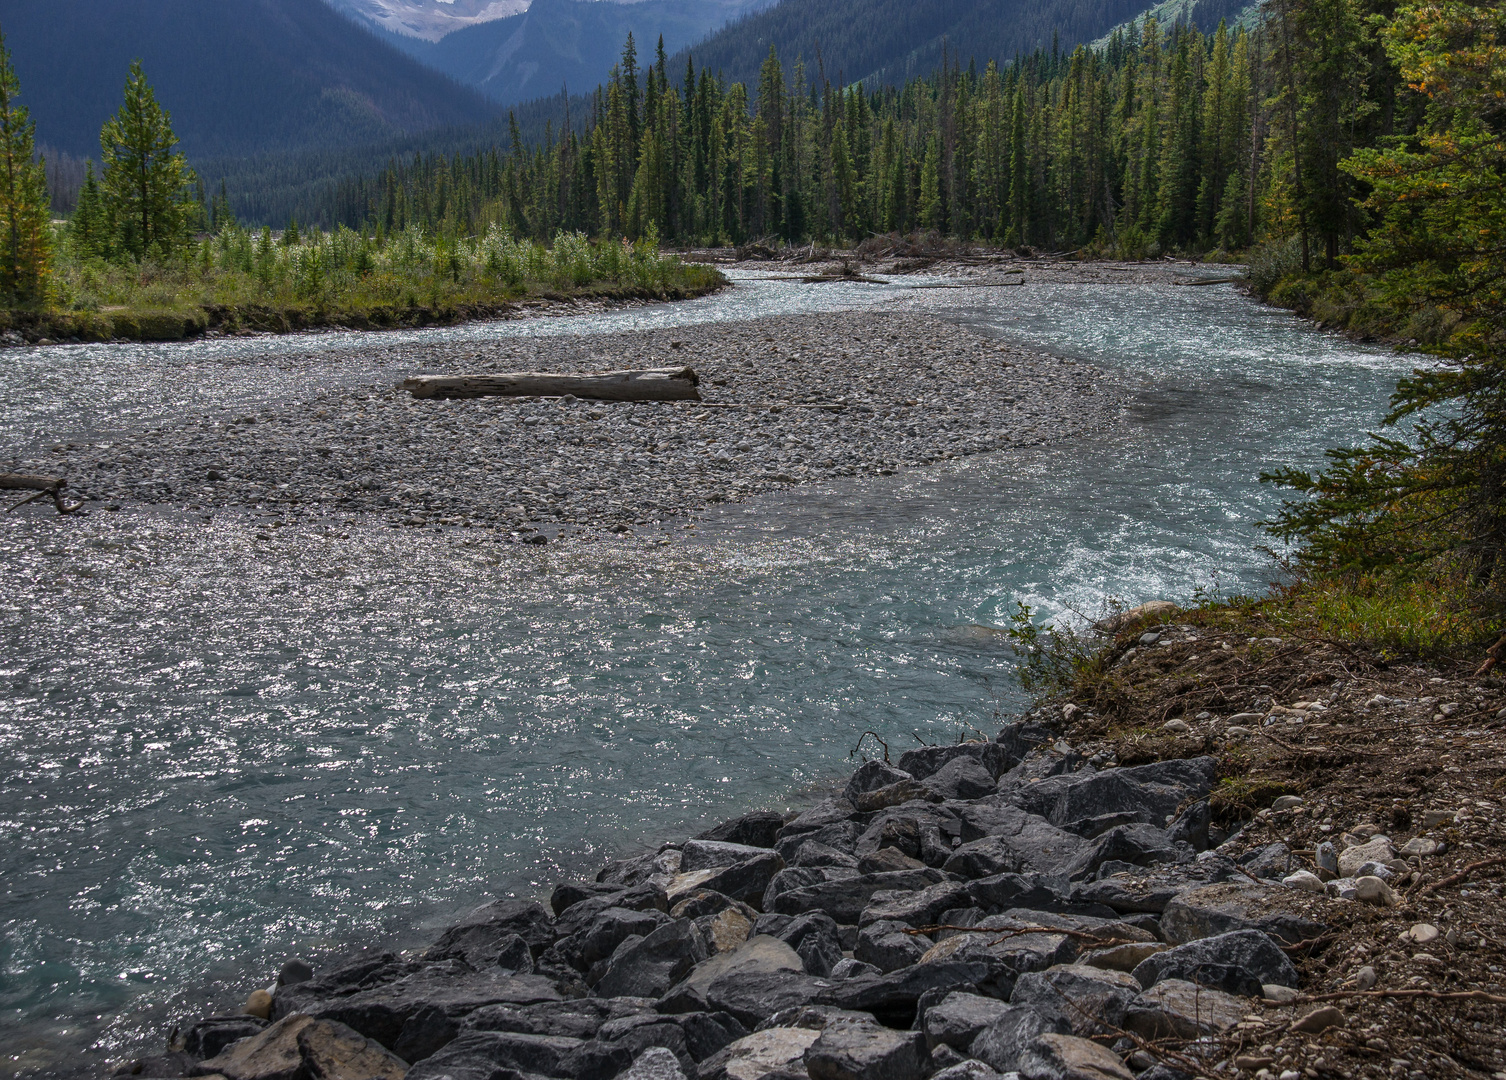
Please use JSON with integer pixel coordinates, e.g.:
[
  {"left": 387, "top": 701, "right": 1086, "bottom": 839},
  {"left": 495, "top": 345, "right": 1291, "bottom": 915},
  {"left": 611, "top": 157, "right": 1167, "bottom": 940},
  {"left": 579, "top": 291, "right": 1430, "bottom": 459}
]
[
  {"left": 100, "top": 60, "right": 194, "bottom": 261},
  {"left": 69, "top": 162, "right": 106, "bottom": 260},
  {"left": 0, "top": 30, "right": 51, "bottom": 306}
]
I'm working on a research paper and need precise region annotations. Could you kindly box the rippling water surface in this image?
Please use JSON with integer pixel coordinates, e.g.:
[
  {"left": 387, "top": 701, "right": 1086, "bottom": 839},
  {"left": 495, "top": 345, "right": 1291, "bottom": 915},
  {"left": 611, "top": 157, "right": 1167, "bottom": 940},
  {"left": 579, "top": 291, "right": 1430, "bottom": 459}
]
[{"left": 0, "top": 271, "right": 1409, "bottom": 1074}]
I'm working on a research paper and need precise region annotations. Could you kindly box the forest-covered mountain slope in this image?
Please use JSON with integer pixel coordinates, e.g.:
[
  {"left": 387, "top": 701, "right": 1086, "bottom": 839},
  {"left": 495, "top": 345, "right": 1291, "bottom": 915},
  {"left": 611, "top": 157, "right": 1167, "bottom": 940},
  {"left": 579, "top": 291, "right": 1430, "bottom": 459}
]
[
  {"left": 675, "top": 0, "right": 1240, "bottom": 89},
  {"left": 0, "top": 0, "right": 499, "bottom": 158},
  {"left": 387, "top": 0, "right": 773, "bottom": 104}
]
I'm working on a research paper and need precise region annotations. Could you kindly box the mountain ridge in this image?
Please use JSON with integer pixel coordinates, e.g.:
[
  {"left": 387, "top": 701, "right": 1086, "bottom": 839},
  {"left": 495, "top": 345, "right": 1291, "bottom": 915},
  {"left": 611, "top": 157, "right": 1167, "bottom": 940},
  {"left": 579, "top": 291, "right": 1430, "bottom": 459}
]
[{"left": 0, "top": 0, "right": 499, "bottom": 159}]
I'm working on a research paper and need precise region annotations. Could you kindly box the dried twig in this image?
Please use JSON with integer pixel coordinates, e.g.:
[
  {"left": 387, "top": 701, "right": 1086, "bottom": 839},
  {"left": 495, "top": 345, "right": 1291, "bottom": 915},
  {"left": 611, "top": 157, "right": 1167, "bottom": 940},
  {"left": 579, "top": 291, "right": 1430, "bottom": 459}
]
[{"left": 1420, "top": 856, "right": 1506, "bottom": 895}]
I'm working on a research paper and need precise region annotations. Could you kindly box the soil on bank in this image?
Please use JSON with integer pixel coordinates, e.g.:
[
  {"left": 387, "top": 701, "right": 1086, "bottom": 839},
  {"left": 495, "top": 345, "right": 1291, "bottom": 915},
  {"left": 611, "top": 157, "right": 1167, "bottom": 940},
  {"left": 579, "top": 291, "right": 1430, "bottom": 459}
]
[{"left": 1051, "top": 603, "right": 1506, "bottom": 1078}]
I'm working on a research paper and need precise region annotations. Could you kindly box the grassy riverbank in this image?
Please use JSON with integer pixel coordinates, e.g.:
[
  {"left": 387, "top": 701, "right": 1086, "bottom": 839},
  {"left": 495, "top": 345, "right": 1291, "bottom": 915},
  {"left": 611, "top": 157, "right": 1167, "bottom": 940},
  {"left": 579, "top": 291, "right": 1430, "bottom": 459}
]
[{"left": 6, "top": 227, "right": 725, "bottom": 343}]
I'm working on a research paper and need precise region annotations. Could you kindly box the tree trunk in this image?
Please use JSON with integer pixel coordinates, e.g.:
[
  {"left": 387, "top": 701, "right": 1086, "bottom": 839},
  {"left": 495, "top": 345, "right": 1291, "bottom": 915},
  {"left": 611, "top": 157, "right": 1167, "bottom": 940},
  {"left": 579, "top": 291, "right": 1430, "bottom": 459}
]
[{"left": 401, "top": 366, "right": 702, "bottom": 402}]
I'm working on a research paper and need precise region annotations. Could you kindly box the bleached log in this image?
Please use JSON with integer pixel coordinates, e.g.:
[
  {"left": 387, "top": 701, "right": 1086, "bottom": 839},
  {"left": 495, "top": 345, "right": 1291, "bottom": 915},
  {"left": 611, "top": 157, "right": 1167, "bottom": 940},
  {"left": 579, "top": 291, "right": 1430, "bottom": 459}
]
[
  {"left": 2, "top": 474, "right": 80, "bottom": 514},
  {"left": 401, "top": 366, "right": 701, "bottom": 402}
]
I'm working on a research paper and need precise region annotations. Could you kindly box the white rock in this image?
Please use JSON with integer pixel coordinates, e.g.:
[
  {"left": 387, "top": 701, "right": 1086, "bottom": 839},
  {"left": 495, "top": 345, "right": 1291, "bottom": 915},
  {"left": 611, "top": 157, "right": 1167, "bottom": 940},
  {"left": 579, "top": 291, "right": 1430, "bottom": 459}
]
[
  {"left": 1263, "top": 985, "right": 1299, "bottom": 1003},
  {"left": 1271, "top": 796, "right": 1305, "bottom": 810},
  {"left": 1401, "top": 837, "right": 1441, "bottom": 857},
  {"left": 1225, "top": 726, "right": 1252, "bottom": 737},
  {"left": 1162, "top": 719, "right": 1191, "bottom": 734},
  {"left": 1403, "top": 923, "right": 1440, "bottom": 946},
  {"left": 1326, "top": 878, "right": 1358, "bottom": 900},
  {"left": 1354, "top": 875, "right": 1400, "bottom": 907},
  {"left": 1353, "top": 965, "right": 1377, "bottom": 990},
  {"left": 1282, "top": 871, "right": 1325, "bottom": 893},
  {"left": 1227, "top": 712, "right": 1263, "bottom": 723},
  {"left": 1338, "top": 837, "right": 1396, "bottom": 877}
]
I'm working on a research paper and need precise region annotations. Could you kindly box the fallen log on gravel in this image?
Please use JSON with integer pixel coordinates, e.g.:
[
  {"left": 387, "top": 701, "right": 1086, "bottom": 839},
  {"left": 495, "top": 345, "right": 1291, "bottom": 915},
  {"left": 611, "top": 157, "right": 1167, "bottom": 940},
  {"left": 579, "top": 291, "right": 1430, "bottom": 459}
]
[
  {"left": 2, "top": 474, "right": 80, "bottom": 514},
  {"left": 401, "top": 367, "right": 701, "bottom": 402}
]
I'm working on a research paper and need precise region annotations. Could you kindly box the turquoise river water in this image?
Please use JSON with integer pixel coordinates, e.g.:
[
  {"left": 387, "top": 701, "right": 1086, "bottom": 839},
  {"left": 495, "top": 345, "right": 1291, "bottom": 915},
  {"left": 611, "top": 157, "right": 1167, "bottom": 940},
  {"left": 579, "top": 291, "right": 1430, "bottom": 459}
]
[{"left": 0, "top": 271, "right": 1411, "bottom": 1074}]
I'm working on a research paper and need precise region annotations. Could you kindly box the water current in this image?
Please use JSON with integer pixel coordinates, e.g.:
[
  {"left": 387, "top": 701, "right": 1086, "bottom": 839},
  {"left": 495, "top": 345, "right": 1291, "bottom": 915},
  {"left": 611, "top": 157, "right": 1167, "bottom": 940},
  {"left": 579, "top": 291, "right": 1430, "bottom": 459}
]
[{"left": 0, "top": 271, "right": 1411, "bottom": 1074}]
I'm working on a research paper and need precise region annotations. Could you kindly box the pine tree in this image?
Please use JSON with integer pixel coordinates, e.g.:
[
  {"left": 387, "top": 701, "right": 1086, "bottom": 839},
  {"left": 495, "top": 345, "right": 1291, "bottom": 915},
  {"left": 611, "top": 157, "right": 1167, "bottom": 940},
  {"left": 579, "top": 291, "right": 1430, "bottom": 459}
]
[
  {"left": 100, "top": 60, "right": 195, "bottom": 261},
  {"left": 0, "top": 30, "right": 51, "bottom": 305},
  {"left": 69, "top": 162, "right": 106, "bottom": 260}
]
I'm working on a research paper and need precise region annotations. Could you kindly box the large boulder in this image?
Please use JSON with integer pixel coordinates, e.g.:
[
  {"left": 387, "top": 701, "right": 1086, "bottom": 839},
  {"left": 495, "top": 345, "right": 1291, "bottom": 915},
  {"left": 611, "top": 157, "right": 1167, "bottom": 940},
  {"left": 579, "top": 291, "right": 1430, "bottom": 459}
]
[
  {"left": 184, "top": 1016, "right": 269, "bottom": 1061},
  {"left": 575, "top": 907, "right": 674, "bottom": 970},
  {"left": 665, "top": 935, "right": 805, "bottom": 1008},
  {"left": 775, "top": 822, "right": 862, "bottom": 866},
  {"left": 818, "top": 961, "right": 997, "bottom": 1028},
  {"left": 855, "top": 921, "right": 933, "bottom": 974},
  {"left": 595, "top": 920, "right": 709, "bottom": 999},
  {"left": 599, "top": 848, "right": 684, "bottom": 889},
  {"left": 1060, "top": 825, "right": 1189, "bottom": 882},
  {"left": 696, "top": 1027, "right": 820, "bottom": 1080},
  {"left": 1015, "top": 1032, "right": 1135, "bottom": 1080},
  {"left": 970, "top": 1007, "right": 1071, "bottom": 1074},
  {"left": 697, "top": 970, "right": 836, "bottom": 1030},
  {"left": 1012, "top": 759, "right": 1217, "bottom": 835},
  {"left": 274, "top": 959, "right": 566, "bottom": 1059},
  {"left": 922, "top": 992, "right": 1013, "bottom": 1053},
  {"left": 696, "top": 812, "right": 786, "bottom": 850},
  {"left": 923, "top": 757, "right": 998, "bottom": 802},
  {"left": 1123, "top": 979, "right": 1246, "bottom": 1039},
  {"left": 681, "top": 841, "right": 777, "bottom": 874},
  {"left": 1131, "top": 930, "right": 1300, "bottom": 997},
  {"left": 804, "top": 1018, "right": 928, "bottom": 1080},
  {"left": 845, "top": 762, "right": 916, "bottom": 805},
  {"left": 757, "top": 912, "right": 845, "bottom": 977},
  {"left": 897, "top": 742, "right": 1013, "bottom": 783},
  {"left": 463, "top": 997, "right": 657, "bottom": 1040},
  {"left": 941, "top": 809, "right": 1085, "bottom": 880},
  {"left": 695, "top": 853, "right": 787, "bottom": 910},
  {"left": 190, "top": 1015, "right": 314, "bottom": 1080},
  {"left": 296, "top": 1019, "right": 408, "bottom": 1080},
  {"left": 620, "top": 1046, "right": 690, "bottom": 1080},
  {"left": 860, "top": 881, "right": 972, "bottom": 928},
  {"left": 1069, "top": 856, "right": 1240, "bottom": 914},
  {"left": 1159, "top": 882, "right": 1326, "bottom": 946},
  {"left": 1007, "top": 966, "right": 1142, "bottom": 1038},
  {"left": 767, "top": 869, "right": 952, "bottom": 924},
  {"left": 917, "top": 918, "right": 1075, "bottom": 999},
  {"left": 424, "top": 900, "right": 556, "bottom": 960}
]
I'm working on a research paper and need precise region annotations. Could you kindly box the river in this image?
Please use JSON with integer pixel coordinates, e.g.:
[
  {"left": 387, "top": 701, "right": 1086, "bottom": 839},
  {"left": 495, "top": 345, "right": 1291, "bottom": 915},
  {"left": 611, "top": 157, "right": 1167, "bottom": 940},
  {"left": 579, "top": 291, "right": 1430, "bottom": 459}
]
[{"left": 0, "top": 270, "right": 1409, "bottom": 1075}]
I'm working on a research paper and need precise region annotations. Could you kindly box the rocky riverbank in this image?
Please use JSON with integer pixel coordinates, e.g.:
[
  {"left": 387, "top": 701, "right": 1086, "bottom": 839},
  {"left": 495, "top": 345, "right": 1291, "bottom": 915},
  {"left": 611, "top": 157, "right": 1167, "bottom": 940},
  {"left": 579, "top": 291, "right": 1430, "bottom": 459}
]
[
  {"left": 15, "top": 305, "right": 1124, "bottom": 538},
  {"left": 107, "top": 602, "right": 1506, "bottom": 1080}
]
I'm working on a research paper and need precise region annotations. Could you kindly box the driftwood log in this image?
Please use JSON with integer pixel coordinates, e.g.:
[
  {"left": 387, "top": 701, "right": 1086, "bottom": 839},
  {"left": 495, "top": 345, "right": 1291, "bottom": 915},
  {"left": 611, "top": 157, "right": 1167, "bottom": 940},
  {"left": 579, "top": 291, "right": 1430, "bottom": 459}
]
[
  {"left": 401, "top": 367, "right": 701, "bottom": 403},
  {"left": 3, "top": 474, "right": 81, "bottom": 514}
]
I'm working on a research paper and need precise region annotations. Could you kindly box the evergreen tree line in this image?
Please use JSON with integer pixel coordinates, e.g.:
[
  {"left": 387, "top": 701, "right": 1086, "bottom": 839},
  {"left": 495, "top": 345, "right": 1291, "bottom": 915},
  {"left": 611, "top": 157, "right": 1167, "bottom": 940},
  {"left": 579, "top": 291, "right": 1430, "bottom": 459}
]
[{"left": 303, "top": 0, "right": 1413, "bottom": 261}]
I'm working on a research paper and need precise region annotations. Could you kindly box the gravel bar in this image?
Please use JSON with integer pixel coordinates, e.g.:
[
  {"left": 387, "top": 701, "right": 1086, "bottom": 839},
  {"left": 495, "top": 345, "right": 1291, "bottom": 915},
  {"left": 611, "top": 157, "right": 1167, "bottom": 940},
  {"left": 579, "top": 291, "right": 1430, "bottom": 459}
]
[{"left": 16, "top": 308, "right": 1127, "bottom": 538}]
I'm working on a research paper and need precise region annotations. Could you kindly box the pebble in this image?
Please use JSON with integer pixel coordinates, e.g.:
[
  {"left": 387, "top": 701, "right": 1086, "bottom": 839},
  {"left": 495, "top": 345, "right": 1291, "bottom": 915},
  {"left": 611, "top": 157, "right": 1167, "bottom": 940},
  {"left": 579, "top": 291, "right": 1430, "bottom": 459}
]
[
  {"left": 1401, "top": 837, "right": 1441, "bottom": 857},
  {"left": 243, "top": 989, "right": 272, "bottom": 1019},
  {"left": 1271, "top": 796, "right": 1304, "bottom": 810},
  {"left": 1354, "top": 875, "right": 1400, "bottom": 907},
  {"left": 1282, "top": 870, "right": 1324, "bottom": 893},
  {"left": 1162, "top": 719, "right": 1191, "bottom": 733},
  {"left": 21, "top": 310, "right": 1127, "bottom": 534},
  {"left": 1291, "top": 1006, "right": 1344, "bottom": 1033},
  {"left": 1403, "top": 923, "right": 1440, "bottom": 946},
  {"left": 1225, "top": 726, "right": 1251, "bottom": 737},
  {"left": 1263, "top": 984, "right": 1300, "bottom": 1003},
  {"left": 1354, "top": 965, "right": 1377, "bottom": 990}
]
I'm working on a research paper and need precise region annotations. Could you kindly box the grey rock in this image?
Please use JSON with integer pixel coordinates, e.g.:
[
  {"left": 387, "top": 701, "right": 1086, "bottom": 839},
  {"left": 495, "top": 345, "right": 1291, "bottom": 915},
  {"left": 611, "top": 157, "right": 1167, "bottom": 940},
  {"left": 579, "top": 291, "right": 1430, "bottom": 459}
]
[
  {"left": 672, "top": 890, "right": 756, "bottom": 922},
  {"left": 695, "top": 1027, "right": 820, "bottom": 1080},
  {"left": 1131, "top": 930, "right": 1299, "bottom": 996},
  {"left": 278, "top": 961, "right": 566, "bottom": 1054},
  {"left": 964, "top": 874, "right": 1073, "bottom": 915},
  {"left": 427, "top": 900, "right": 556, "bottom": 959},
  {"left": 426, "top": 927, "right": 535, "bottom": 972},
  {"left": 929, "top": 1061, "right": 1008, "bottom": 1080},
  {"left": 1123, "top": 979, "right": 1245, "bottom": 1039},
  {"left": 1069, "top": 855, "right": 1240, "bottom": 914},
  {"left": 942, "top": 810, "right": 1085, "bottom": 880},
  {"left": 1014, "top": 1032, "right": 1134, "bottom": 1080},
  {"left": 818, "top": 960, "right": 998, "bottom": 1028},
  {"left": 791, "top": 841, "right": 860, "bottom": 869},
  {"left": 763, "top": 911, "right": 844, "bottom": 977},
  {"left": 699, "top": 970, "right": 836, "bottom": 1029},
  {"left": 774, "top": 822, "right": 861, "bottom": 865},
  {"left": 1012, "top": 758, "right": 1216, "bottom": 836},
  {"left": 681, "top": 841, "right": 775, "bottom": 873},
  {"left": 596, "top": 919, "right": 709, "bottom": 999},
  {"left": 860, "top": 881, "right": 971, "bottom": 928},
  {"left": 599, "top": 848, "right": 684, "bottom": 889},
  {"left": 297, "top": 1019, "right": 410, "bottom": 1080},
  {"left": 804, "top": 1018, "right": 928, "bottom": 1080},
  {"left": 856, "top": 920, "right": 933, "bottom": 973},
  {"left": 277, "top": 960, "right": 314, "bottom": 988},
  {"left": 463, "top": 997, "right": 657, "bottom": 1040},
  {"left": 695, "top": 811, "right": 785, "bottom": 850},
  {"left": 971, "top": 1006, "right": 1071, "bottom": 1074},
  {"left": 1159, "top": 882, "right": 1326, "bottom": 945},
  {"left": 190, "top": 1015, "right": 313, "bottom": 1080},
  {"left": 924, "top": 757, "right": 998, "bottom": 801},
  {"left": 184, "top": 1016, "right": 270, "bottom": 1061},
  {"left": 1059, "top": 825, "right": 1187, "bottom": 882},
  {"left": 697, "top": 853, "right": 786, "bottom": 909},
  {"left": 829, "top": 958, "right": 881, "bottom": 980},
  {"left": 578, "top": 907, "right": 674, "bottom": 969},
  {"left": 552, "top": 881, "right": 629, "bottom": 917},
  {"left": 897, "top": 742, "right": 1013, "bottom": 782},
  {"left": 1007, "top": 965, "right": 1141, "bottom": 1037},
  {"left": 620, "top": 1047, "right": 689, "bottom": 1080},
  {"left": 1238, "top": 843, "right": 1292, "bottom": 881},
  {"left": 667, "top": 935, "right": 804, "bottom": 1006},
  {"left": 858, "top": 847, "right": 927, "bottom": 874},
  {"left": 844, "top": 762, "right": 915, "bottom": 805},
  {"left": 923, "top": 992, "right": 1013, "bottom": 1053},
  {"left": 767, "top": 868, "right": 950, "bottom": 924}
]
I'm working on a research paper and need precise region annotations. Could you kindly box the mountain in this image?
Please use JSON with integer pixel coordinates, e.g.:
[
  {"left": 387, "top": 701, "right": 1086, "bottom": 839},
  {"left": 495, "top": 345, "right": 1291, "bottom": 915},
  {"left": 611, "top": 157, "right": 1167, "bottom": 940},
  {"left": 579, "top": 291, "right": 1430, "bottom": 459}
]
[
  {"left": 324, "top": 0, "right": 529, "bottom": 42},
  {"left": 0, "top": 0, "right": 499, "bottom": 159},
  {"left": 386, "top": 0, "right": 775, "bottom": 105},
  {"left": 674, "top": 0, "right": 1166, "bottom": 90}
]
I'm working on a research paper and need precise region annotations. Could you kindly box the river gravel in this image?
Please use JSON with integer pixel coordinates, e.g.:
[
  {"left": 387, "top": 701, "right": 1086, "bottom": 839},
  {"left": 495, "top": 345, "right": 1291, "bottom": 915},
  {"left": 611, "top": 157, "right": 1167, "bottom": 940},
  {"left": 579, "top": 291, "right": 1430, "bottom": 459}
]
[{"left": 14, "top": 309, "right": 1128, "bottom": 537}]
